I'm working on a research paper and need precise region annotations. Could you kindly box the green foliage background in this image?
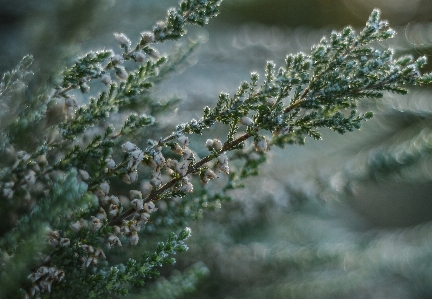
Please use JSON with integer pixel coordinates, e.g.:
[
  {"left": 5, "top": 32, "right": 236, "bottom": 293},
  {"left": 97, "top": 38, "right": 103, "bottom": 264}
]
[{"left": 2, "top": 0, "right": 432, "bottom": 298}]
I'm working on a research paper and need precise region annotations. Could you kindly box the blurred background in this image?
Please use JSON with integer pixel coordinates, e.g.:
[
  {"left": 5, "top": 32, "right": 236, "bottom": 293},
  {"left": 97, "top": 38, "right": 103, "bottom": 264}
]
[{"left": 2, "top": 0, "right": 432, "bottom": 298}]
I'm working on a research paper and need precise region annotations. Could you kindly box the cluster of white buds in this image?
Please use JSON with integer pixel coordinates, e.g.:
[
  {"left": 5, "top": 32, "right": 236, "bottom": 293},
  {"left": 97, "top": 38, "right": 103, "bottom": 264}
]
[
  {"left": 130, "top": 198, "right": 157, "bottom": 223},
  {"left": 81, "top": 245, "right": 106, "bottom": 267},
  {"left": 120, "top": 222, "right": 141, "bottom": 245},
  {"left": 26, "top": 266, "right": 65, "bottom": 297},
  {"left": 200, "top": 168, "right": 218, "bottom": 184},
  {"left": 254, "top": 136, "right": 268, "bottom": 152},
  {"left": 205, "top": 138, "right": 223, "bottom": 151},
  {"left": 216, "top": 153, "right": 229, "bottom": 174},
  {"left": 121, "top": 141, "right": 144, "bottom": 183}
]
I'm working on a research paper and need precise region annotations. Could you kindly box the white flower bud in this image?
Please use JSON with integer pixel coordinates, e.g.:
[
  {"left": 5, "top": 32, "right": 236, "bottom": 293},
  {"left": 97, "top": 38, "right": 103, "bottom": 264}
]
[
  {"left": 201, "top": 168, "right": 218, "bottom": 183},
  {"left": 111, "top": 54, "right": 124, "bottom": 65},
  {"left": 109, "top": 204, "right": 119, "bottom": 217},
  {"left": 240, "top": 116, "right": 254, "bottom": 126},
  {"left": 181, "top": 181, "right": 193, "bottom": 193},
  {"left": 70, "top": 220, "right": 82, "bottom": 232},
  {"left": 107, "top": 234, "right": 121, "bottom": 247},
  {"left": 254, "top": 137, "right": 268, "bottom": 152},
  {"left": 129, "top": 171, "right": 138, "bottom": 183},
  {"left": 90, "top": 216, "right": 103, "bottom": 230},
  {"left": 178, "top": 136, "right": 189, "bottom": 148},
  {"left": 97, "top": 207, "right": 107, "bottom": 220},
  {"left": 141, "top": 31, "right": 155, "bottom": 43},
  {"left": 105, "top": 157, "right": 116, "bottom": 170},
  {"left": 144, "top": 201, "right": 157, "bottom": 213},
  {"left": 60, "top": 238, "right": 70, "bottom": 247},
  {"left": 2, "top": 188, "right": 13, "bottom": 199},
  {"left": 182, "top": 147, "right": 193, "bottom": 160},
  {"left": 94, "top": 248, "right": 106, "bottom": 259},
  {"left": 78, "top": 169, "right": 90, "bottom": 181},
  {"left": 205, "top": 139, "right": 214, "bottom": 149},
  {"left": 129, "top": 232, "right": 139, "bottom": 245},
  {"left": 109, "top": 195, "right": 120, "bottom": 205},
  {"left": 122, "top": 141, "right": 137, "bottom": 152},
  {"left": 133, "top": 52, "right": 146, "bottom": 63},
  {"left": 99, "top": 182, "right": 110, "bottom": 194},
  {"left": 130, "top": 190, "right": 142, "bottom": 199},
  {"left": 36, "top": 154, "right": 47, "bottom": 166},
  {"left": 113, "top": 32, "right": 131, "bottom": 47},
  {"left": 153, "top": 152, "right": 165, "bottom": 166},
  {"left": 131, "top": 198, "right": 144, "bottom": 211},
  {"left": 213, "top": 139, "right": 223, "bottom": 151},
  {"left": 101, "top": 73, "right": 112, "bottom": 85},
  {"left": 120, "top": 173, "right": 132, "bottom": 184},
  {"left": 64, "top": 97, "right": 77, "bottom": 108}
]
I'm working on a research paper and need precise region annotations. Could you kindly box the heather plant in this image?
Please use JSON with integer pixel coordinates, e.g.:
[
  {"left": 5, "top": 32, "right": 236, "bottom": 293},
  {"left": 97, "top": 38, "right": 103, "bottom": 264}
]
[{"left": 0, "top": 1, "right": 431, "bottom": 298}]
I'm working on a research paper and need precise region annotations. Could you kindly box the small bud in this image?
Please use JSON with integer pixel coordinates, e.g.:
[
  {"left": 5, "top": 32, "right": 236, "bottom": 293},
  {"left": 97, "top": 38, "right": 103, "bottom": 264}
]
[
  {"left": 113, "top": 32, "right": 131, "bottom": 48},
  {"left": 182, "top": 147, "right": 193, "bottom": 160},
  {"left": 205, "top": 139, "right": 214, "bottom": 149},
  {"left": 120, "top": 173, "right": 132, "bottom": 184},
  {"left": 2, "top": 188, "right": 13, "bottom": 199},
  {"left": 213, "top": 139, "right": 223, "bottom": 151},
  {"left": 100, "top": 182, "right": 110, "bottom": 194},
  {"left": 105, "top": 157, "right": 116, "bottom": 170},
  {"left": 97, "top": 207, "right": 107, "bottom": 220},
  {"left": 60, "top": 238, "right": 70, "bottom": 247},
  {"left": 181, "top": 181, "right": 193, "bottom": 193},
  {"left": 141, "top": 31, "right": 155, "bottom": 43},
  {"left": 109, "top": 204, "right": 119, "bottom": 217},
  {"left": 131, "top": 198, "right": 144, "bottom": 211},
  {"left": 78, "top": 169, "right": 90, "bottom": 181},
  {"left": 70, "top": 220, "right": 82, "bottom": 232},
  {"left": 153, "top": 152, "right": 165, "bottom": 166},
  {"left": 107, "top": 234, "right": 122, "bottom": 247},
  {"left": 91, "top": 216, "right": 103, "bottom": 230},
  {"left": 64, "top": 97, "right": 77, "bottom": 108},
  {"left": 111, "top": 54, "right": 124, "bottom": 65},
  {"left": 133, "top": 52, "right": 146, "bottom": 63},
  {"left": 130, "top": 190, "right": 142, "bottom": 199},
  {"left": 129, "top": 232, "right": 139, "bottom": 245},
  {"left": 129, "top": 171, "right": 138, "bottom": 183},
  {"left": 240, "top": 116, "right": 254, "bottom": 126},
  {"left": 101, "top": 73, "right": 112, "bottom": 85},
  {"left": 254, "top": 137, "right": 268, "bottom": 152},
  {"left": 122, "top": 141, "right": 137, "bottom": 152},
  {"left": 178, "top": 136, "right": 189, "bottom": 148},
  {"left": 36, "top": 154, "right": 47, "bottom": 166}
]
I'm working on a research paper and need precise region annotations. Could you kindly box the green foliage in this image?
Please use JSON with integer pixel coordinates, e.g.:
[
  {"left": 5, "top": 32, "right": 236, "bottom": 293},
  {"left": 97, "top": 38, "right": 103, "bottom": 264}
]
[{"left": 0, "top": 1, "right": 431, "bottom": 299}]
